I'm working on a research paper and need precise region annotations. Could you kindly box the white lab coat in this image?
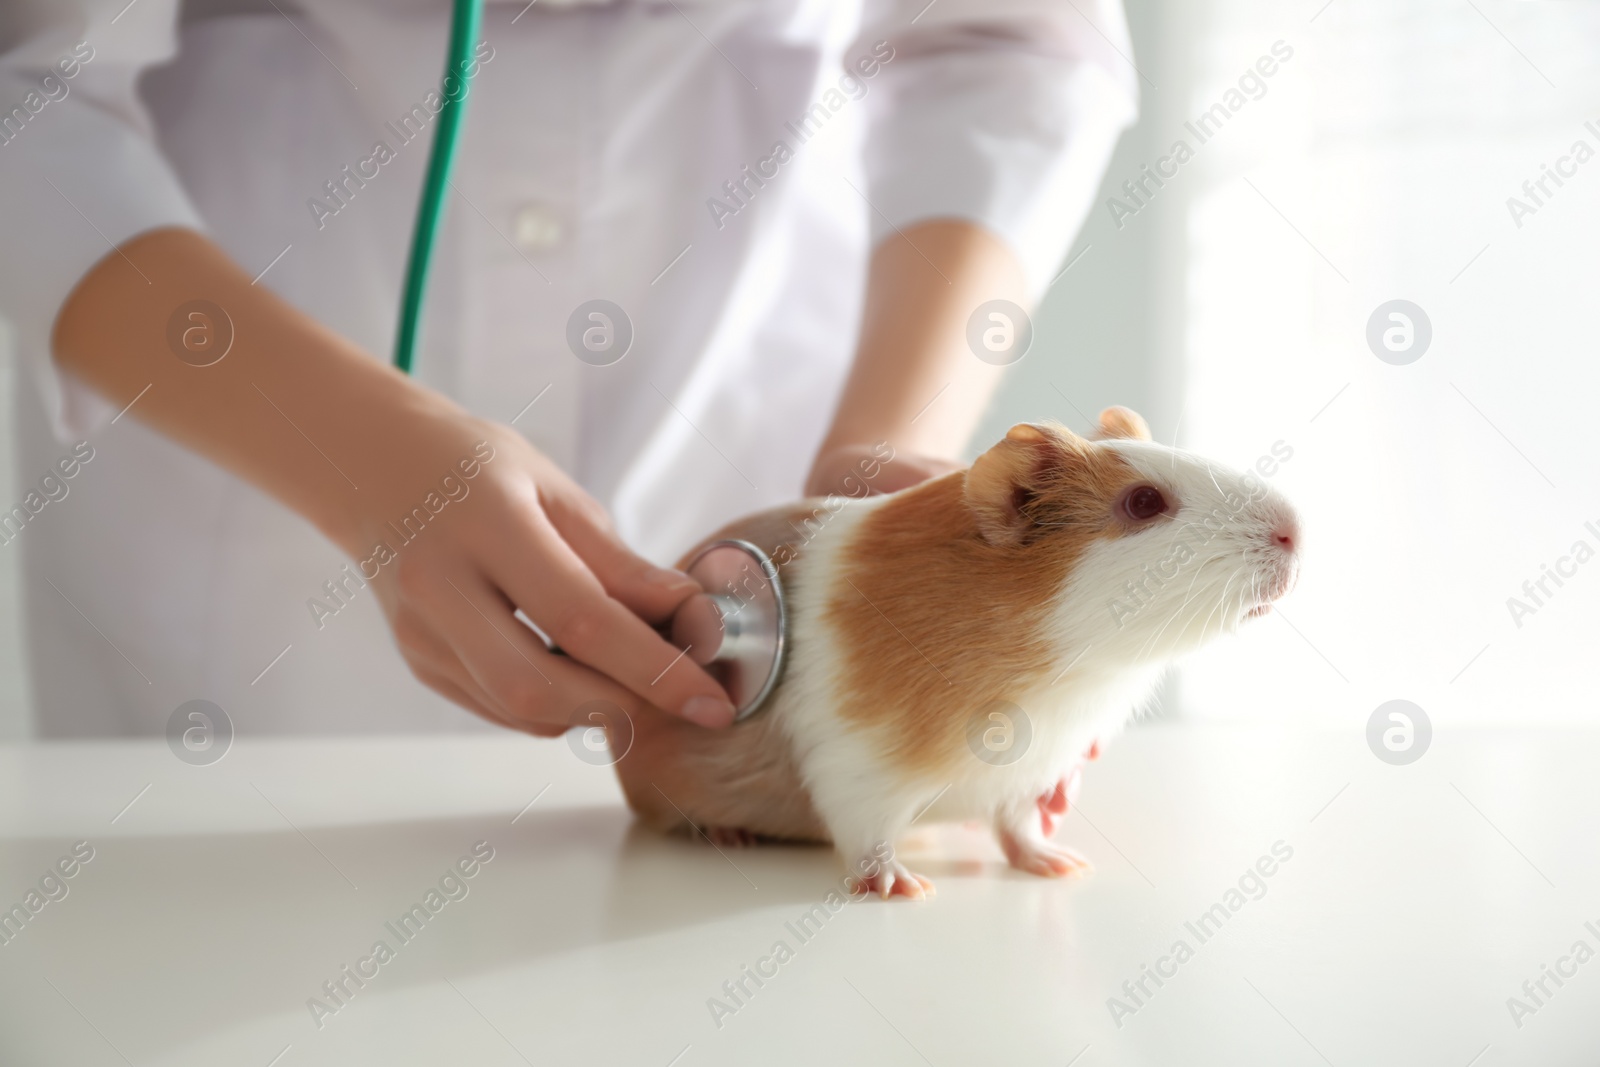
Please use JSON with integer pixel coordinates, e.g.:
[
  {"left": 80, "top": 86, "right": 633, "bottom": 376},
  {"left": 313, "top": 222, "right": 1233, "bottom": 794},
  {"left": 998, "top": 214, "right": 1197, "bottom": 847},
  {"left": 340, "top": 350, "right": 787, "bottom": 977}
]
[{"left": 0, "top": 0, "right": 1134, "bottom": 737}]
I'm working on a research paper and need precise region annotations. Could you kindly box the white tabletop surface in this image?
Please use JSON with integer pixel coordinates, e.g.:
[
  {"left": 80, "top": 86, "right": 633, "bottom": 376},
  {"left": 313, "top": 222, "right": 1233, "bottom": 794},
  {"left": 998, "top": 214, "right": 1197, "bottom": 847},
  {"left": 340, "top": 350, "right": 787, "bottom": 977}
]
[{"left": 0, "top": 722, "right": 1595, "bottom": 1067}]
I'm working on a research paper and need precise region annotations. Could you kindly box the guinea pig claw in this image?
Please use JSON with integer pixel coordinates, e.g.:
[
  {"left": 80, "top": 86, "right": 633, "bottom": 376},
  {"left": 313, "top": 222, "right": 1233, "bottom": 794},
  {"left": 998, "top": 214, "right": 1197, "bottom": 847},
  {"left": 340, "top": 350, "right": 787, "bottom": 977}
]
[
  {"left": 862, "top": 861, "right": 936, "bottom": 901},
  {"left": 703, "top": 826, "right": 758, "bottom": 848},
  {"left": 1000, "top": 828, "right": 1094, "bottom": 879}
]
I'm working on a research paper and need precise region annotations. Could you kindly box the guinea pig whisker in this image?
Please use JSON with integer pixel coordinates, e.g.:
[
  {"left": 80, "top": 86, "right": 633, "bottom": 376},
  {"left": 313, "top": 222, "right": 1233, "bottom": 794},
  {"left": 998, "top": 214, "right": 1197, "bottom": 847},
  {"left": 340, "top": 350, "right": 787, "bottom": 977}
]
[
  {"left": 1177, "top": 556, "right": 1222, "bottom": 630},
  {"left": 1229, "top": 563, "right": 1258, "bottom": 623},
  {"left": 1190, "top": 571, "right": 1232, "bottom": 645},
  {"left": 1164, "top": 521, "right": 1203, "bottom": 542},
  {"left": 1198, "top": 563, "right": 1250, "bottom": 641},
  {"left": 1139, "top": 557, "right": 1228, "bottom": 653},
  {"left": 1135, "top": 558, "right": 1240, "bottom": 660},
  {"left": 1137, "top": 586, "right": 1203, "bottom": 659}
]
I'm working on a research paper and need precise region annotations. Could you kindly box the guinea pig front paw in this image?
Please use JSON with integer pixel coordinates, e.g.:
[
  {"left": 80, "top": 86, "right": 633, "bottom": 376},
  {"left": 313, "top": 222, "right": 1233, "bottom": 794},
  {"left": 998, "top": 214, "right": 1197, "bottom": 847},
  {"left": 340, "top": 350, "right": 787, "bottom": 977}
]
[
  {"left": 854, "top": 857, "right": 936, "bottom": 901},
  {"left": 997, "top": 824, "right": 1093, "bottom": 879}
]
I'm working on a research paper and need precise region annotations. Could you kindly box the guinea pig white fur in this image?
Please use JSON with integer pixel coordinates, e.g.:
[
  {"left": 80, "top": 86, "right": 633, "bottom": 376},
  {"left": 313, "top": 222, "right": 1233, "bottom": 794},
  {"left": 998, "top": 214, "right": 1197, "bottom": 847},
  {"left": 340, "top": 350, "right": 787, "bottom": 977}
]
[{"left": 616, "top": 408, "right": 1300, "bottom": 899}]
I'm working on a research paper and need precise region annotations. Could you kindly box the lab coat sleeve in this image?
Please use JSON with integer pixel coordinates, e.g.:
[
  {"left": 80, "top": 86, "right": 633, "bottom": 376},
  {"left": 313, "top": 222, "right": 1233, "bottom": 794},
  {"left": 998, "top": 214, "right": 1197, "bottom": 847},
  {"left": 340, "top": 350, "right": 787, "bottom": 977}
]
[
  {"left": 853, "top": 0, "right": 1139, "bottom": 297},
  {"left": 0, "top": 0, "right": 204, "bottom": 440}
]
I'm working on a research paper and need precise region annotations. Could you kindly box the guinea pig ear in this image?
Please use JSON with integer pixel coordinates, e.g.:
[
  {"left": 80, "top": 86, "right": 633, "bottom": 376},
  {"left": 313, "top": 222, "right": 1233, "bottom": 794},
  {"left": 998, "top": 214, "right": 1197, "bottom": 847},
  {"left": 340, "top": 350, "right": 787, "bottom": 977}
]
[
  {"left": 964, "top": 422, "right": 1079, "bottom": 544},
  {"left": 1093, "top": 406, "right": 1152, "bottom": 441}
]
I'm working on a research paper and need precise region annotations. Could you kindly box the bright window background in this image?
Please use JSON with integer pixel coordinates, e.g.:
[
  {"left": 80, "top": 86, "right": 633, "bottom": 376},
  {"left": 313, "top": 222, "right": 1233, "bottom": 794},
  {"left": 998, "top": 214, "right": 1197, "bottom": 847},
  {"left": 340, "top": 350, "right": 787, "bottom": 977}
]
[
  {"left": 1165, "top": 0, "right": 1600, "bottom": 726},
  {"left": 981, "top": 0, "right": 1600, "bottom": 727}
]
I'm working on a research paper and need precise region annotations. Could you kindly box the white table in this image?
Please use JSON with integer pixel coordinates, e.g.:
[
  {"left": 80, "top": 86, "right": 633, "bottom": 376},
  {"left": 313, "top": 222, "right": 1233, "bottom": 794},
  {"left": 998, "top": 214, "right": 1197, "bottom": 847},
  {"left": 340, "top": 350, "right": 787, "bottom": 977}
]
[{"left": 0, "top": 723, "right": 1594, "bottom": 1067}]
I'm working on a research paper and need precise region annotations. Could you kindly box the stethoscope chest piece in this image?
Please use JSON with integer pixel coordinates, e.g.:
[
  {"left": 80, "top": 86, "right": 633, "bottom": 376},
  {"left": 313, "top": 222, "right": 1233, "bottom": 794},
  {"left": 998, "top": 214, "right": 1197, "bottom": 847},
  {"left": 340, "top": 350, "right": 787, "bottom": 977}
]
[{"left": 669, "top": 540, "right": 787, "bottom": 721}]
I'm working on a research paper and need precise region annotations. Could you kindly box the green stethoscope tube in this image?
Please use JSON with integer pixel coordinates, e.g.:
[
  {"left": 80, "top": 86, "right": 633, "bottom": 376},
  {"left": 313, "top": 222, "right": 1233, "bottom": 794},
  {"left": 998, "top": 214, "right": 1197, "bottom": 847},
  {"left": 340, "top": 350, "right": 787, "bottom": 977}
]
[{"left": 393, "top": 0, "right": 485, "bottom": 374}]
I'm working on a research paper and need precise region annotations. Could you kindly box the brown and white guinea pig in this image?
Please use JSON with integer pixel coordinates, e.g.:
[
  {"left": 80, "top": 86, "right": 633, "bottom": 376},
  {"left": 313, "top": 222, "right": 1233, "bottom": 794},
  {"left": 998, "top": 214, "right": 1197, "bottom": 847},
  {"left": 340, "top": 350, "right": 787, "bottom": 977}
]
[{"left": 615, "top": 407, "right": 1300, "bottom": 899}]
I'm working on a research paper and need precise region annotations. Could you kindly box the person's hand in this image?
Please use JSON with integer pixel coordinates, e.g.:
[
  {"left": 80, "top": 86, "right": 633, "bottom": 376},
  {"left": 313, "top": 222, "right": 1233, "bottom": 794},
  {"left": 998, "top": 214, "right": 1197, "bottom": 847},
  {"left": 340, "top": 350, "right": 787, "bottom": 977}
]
[
  {"left": 330, "top": 415, "right": 738, "bottom": 737},
  {"left": 804, "top": 442, "right": 961, "bottom": 499},
  {"left": 52, "top": 228, "right": 739, "bottom": 737}
]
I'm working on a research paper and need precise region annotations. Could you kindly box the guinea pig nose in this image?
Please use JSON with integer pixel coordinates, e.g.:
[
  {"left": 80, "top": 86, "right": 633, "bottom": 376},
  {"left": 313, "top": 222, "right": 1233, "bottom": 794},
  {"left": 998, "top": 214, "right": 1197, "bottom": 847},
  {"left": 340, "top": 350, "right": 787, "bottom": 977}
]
[{"left": 1270, "top": 515, "right": 1299, "bottom": 552}]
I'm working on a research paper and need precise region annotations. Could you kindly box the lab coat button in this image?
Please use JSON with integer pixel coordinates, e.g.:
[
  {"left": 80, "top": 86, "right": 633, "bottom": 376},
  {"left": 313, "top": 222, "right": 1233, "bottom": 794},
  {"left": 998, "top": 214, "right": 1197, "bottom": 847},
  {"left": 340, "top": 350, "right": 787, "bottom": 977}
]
[{"left": 511, "top": 203, "right": 563, "bottom": 251}]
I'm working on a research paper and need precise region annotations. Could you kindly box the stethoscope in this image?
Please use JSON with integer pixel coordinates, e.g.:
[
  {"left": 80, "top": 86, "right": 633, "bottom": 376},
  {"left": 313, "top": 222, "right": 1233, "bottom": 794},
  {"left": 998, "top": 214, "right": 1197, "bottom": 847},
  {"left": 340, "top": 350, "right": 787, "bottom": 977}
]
[
  {"left": 397, "top": 0, "right": 786, "bottom": 719},
  {"left": 392, "top": 0, "right": 482, "bottom": 376}
]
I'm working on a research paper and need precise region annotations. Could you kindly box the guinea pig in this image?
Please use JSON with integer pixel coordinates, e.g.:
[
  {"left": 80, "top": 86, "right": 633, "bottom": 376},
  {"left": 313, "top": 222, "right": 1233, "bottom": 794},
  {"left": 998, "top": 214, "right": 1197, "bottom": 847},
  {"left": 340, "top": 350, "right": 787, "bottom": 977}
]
[{"left": 615, "top": 407, "right": 1300, "bottom": 899}]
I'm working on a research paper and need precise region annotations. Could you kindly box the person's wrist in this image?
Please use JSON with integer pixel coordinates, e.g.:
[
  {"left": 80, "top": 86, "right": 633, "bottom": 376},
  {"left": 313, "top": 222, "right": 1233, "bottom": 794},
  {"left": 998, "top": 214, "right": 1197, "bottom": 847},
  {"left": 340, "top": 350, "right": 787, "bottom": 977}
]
[
  {"left": 806, "top": 440, "right": 891, "bottom": 497},
  {"left": 806, "top": 439, "right": 965, "bottom": 498},
  {"left": 306, "top": 361, "right": 495, "bottom": 558}
]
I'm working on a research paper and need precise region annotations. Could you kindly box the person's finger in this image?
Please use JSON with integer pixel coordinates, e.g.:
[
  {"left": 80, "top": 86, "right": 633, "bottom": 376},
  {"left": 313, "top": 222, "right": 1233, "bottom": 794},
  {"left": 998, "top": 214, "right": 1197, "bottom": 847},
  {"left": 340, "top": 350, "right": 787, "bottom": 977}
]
[
  {"left": 395, "top": 618, "right": 523, "bottom": 729},
  {"left": 393, "top": 612, "right": 508, "bottom": 722},
  {"left": 435, "top": 570, "right": 606, "bottom": 722},
  {"left": 483, "top": 505, "right": 737, "bottom": 727},
  {"left": 537, "top": 480, "right": 700, "bottom": 624},
  {"left": 413, "top": 655, "right": 568, "bottom": 737},
  {"left": 408, "top": 658, "right": 504, "bottom": 726},
  {"left": 431, "top": 569, "right": 675, "bottom": 736}
]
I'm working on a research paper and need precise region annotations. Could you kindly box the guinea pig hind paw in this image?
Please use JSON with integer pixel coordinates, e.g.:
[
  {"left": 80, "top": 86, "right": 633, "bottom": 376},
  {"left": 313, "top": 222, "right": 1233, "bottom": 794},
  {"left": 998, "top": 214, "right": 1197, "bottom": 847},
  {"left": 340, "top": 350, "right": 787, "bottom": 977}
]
[
  {"left": 703, "top": 826, "right": 759, "bottom": 848},
  {"left": 859, "top": 860, "right": 936, "bottom": 901},
  {"left": 998, "top": 830, "right": 1093, "bottom": 879}
]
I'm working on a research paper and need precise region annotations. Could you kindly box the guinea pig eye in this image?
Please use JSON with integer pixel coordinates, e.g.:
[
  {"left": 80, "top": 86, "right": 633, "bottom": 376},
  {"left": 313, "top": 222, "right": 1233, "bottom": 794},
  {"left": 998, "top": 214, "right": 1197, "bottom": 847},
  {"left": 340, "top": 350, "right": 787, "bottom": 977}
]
[{"left": 1122, "top": 485, "right": 1167, "bottom": 521}]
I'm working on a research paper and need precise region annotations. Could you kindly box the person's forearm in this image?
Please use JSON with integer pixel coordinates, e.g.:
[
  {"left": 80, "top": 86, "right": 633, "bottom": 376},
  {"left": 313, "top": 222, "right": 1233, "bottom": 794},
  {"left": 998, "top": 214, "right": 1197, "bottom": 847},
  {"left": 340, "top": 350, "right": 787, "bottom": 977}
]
[
  {"left": 818, "top": 218, "right": 1029, "bottom": 464},
  {"left": 52, "top": 227, "right": 473, "bottom": 555},
  {"left": 53, "top": 227, "right": 741, "bottom": 731}
]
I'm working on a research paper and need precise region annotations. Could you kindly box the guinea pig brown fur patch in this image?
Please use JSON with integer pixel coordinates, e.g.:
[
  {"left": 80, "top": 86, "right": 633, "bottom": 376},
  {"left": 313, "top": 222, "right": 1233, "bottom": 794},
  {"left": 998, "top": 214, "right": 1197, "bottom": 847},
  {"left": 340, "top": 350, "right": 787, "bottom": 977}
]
[{"left": 825, "top": 422, "right": 1145, "bottom": 776}]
